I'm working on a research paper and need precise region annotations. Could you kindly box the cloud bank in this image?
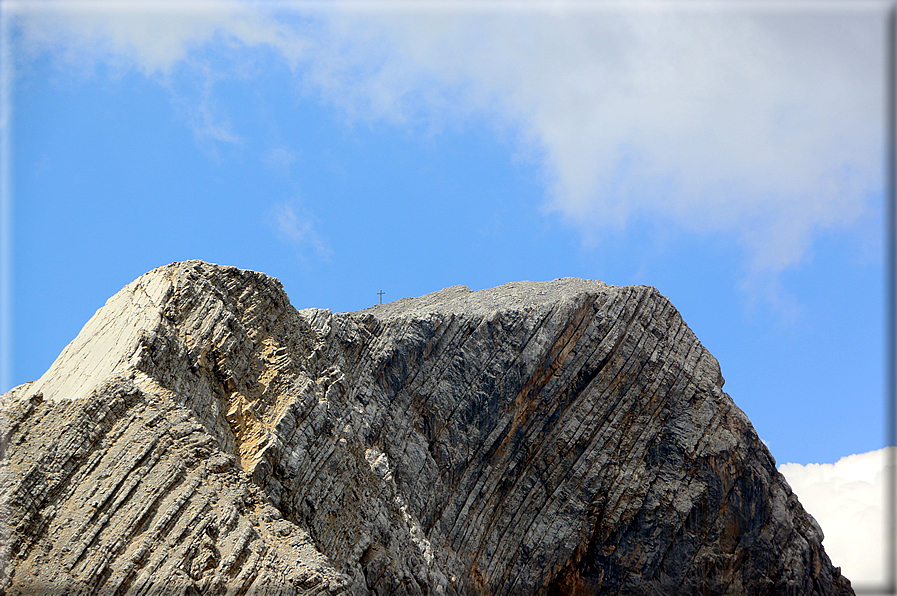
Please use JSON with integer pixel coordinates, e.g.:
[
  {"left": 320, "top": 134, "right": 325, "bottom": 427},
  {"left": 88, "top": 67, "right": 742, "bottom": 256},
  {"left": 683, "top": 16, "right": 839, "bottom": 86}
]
[
  {"left": 301, "top": 4, "right": 884, "bottom": 282},
  {"left": 9, "top": 0, "right": 887, "bottom": 283},
  {"left": 779, "top": 447, "right": 893, "bottom": 587}
]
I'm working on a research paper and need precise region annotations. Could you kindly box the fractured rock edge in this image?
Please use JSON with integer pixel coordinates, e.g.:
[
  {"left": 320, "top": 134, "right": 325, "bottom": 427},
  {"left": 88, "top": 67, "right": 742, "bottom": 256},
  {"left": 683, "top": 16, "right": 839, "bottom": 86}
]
[{"left": 1, "top": 260, "right": 853, "bottom": 595}]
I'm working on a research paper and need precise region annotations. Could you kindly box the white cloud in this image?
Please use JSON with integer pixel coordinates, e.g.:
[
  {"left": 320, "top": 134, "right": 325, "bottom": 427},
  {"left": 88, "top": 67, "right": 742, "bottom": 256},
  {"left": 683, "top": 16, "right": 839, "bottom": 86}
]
[
  {"left": 779, "top": 447, "right": 894, "bottom": 588},
  {"left": 301, "top": 5, "right": 885, "bottom": 282},
  {"left": 263, "top": 146, "right": 298, "bottom": 172},
  {"left": 11, "top": 0, "right": 305, "bottom": 76},
  {"left": 10, "top": 0, "right": 305, "bottom": 143},
  {"left": 10, "top": 1, "right": 887, "bottom": 290},
  {"left": 166, "top": 66, "right": 243, "bottom": 146},
  {"left": 266, "top": 201, "right": 330, "bottom": 262}
]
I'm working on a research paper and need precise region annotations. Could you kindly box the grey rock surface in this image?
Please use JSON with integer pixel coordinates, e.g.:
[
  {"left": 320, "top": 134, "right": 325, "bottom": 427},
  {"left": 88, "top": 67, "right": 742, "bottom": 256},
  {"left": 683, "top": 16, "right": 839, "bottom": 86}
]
[{"left": 1, "top": 260, "right": 853, "bottom": 595}]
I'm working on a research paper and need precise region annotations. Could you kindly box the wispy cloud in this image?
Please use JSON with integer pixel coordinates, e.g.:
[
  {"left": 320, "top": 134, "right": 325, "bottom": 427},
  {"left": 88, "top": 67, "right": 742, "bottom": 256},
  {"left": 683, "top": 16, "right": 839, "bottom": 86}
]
[
  {"left": 266, "top": 201, "right": 330, "bottom": 262},
  {"left": 263, "top": 146, "right": 298, "bottom": 173},
  {"left": 10, "top": 1, "right": 886, "bottom": 299},
  {"left": 165, "top": 62, "right": 243, "bottom": 146},
  {"left": 779, "top": 447, "right": 893, "bottom": 587}
]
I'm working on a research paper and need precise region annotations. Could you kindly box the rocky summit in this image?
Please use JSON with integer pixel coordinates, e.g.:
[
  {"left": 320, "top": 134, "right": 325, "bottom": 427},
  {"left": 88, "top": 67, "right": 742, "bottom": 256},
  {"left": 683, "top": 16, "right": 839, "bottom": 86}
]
[{"left": 1, "top": 261, "right": 852, "bottom": 595}]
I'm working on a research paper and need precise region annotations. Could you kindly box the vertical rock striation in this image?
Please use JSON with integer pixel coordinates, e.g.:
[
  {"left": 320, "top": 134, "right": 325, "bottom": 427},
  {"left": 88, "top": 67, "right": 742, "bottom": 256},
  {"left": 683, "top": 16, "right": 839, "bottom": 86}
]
[{"left": 1, "top": 261, "right": 853, "bottom": 595}]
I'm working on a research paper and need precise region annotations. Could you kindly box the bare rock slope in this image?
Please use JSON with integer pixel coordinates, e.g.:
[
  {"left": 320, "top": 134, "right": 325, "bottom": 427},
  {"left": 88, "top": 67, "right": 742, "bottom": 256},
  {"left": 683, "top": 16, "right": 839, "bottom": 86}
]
[{"left": 1, "top": 261, "right": 852, "bottom": 595}]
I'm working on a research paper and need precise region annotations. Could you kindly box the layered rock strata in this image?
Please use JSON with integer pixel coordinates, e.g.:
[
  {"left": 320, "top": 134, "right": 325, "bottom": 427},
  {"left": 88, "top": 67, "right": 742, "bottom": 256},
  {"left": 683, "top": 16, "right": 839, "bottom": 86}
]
[{"left": 1, "top": 260, "right": 853, "bottom": 595}]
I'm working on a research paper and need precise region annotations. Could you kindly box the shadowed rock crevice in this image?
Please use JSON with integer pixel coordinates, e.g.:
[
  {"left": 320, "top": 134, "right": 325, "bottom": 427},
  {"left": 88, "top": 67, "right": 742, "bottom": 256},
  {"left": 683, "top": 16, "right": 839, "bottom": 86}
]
[{"left": 1, "top": 261, "right": 852, "bottom": 595}]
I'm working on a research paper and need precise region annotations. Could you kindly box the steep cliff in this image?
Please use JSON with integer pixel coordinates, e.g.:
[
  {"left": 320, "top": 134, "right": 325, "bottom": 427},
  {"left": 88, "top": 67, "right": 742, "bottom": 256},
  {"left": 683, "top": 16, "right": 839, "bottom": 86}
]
[{"left": 0, "top": 261, "right": 853, "bottom": 595}]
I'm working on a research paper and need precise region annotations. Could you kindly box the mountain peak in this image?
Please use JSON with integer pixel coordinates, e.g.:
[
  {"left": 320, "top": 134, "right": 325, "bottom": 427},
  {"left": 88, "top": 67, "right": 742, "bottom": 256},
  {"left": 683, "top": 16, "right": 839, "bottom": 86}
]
[{"left": 1, "top": 261, "right": 852, "bottom": 595}]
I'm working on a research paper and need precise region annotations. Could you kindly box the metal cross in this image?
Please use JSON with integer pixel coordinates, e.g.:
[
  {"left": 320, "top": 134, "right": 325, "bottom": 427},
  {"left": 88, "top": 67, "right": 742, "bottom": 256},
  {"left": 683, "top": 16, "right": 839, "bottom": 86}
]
[{"left": 378, "top": 290, "right": 385, "bottom": 304}]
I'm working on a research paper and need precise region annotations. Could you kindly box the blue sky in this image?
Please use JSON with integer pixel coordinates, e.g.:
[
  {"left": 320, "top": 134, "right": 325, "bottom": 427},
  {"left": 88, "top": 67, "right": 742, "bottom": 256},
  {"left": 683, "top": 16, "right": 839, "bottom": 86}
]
[{"left": 1, "top": 0, "right": 889, "bottom": 473}]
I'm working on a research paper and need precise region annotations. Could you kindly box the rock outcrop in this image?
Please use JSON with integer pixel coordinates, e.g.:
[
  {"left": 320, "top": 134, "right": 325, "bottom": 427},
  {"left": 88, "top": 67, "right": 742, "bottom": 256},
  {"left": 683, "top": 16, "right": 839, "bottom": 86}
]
[{"left": 1, "top": 260, "right": 853, "bottom": 595}]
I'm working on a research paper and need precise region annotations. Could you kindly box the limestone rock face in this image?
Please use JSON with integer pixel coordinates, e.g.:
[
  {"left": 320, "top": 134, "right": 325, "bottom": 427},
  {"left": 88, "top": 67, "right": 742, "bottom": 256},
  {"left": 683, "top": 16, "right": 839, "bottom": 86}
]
[{"left": 1, "top": 261, "right": 853, "bottom": 595}]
